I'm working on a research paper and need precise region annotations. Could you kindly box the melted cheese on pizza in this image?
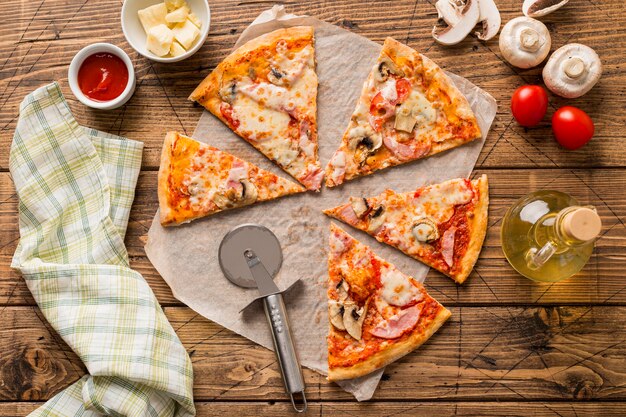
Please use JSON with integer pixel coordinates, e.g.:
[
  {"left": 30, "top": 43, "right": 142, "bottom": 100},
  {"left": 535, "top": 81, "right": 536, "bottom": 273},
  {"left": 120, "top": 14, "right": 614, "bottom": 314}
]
[{"left": 379, "top": 267, "right": 422, "bottom": 307}]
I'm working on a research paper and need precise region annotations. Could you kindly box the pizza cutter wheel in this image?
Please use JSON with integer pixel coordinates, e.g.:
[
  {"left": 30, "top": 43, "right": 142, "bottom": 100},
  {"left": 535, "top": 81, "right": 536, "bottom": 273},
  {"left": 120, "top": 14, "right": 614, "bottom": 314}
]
[{"left": 218, "top": 224, "right": 307, "bottom": 413}]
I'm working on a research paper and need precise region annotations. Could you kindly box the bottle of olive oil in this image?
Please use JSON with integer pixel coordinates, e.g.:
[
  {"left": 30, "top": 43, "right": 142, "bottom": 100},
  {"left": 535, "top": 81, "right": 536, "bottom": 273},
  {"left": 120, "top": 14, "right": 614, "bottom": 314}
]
[{"left": 501, "top": 191, "right": 602, "bottom": 282}]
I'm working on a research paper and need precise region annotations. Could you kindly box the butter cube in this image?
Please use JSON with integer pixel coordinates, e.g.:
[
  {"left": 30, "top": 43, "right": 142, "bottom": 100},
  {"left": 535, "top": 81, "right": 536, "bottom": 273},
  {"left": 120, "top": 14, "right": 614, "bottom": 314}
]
[
  {"left": 138, "top": 3, "right": 168, "bottom": 33},
  {"left": 146, "top": 24, "right": 174, "bottom": 57},
  {"left": 187, "top": 11, "right": 201, "bottom": 28},
  {"left": 169, "top": 41, "right": 187, "bottom": 57},
  {"left": 166, "top": 6, "right": 189, "bottom": 24},
  {"left": 165, "top": 0, "right": 185, "bottom": 12},
  {"left": 172, "top": 19, "right": 200, "bottom": 50}
]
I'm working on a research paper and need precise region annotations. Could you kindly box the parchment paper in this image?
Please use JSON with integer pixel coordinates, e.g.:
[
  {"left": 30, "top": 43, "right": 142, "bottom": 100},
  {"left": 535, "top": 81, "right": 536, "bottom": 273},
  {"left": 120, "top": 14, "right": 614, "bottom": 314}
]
[{"left": 145, "top": 6, "right": 497, "bottom": 401}]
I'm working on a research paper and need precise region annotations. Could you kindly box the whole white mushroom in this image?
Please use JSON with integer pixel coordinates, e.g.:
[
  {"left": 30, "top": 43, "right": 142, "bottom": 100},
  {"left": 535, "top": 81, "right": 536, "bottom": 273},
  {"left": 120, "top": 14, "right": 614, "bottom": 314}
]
[
  {"left": 542, "top": 43, "right": 602, "bottom": 98},
  {"left": 499, "top": 17, "right": 551, "bottom": 69}
]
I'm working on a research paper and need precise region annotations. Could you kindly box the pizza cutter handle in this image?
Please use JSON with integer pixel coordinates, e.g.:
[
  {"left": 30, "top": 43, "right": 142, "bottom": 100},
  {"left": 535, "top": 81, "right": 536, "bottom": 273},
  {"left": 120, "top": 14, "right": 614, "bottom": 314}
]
[{"left": 263, "top": 293, "right": 307, "bottom": 413}]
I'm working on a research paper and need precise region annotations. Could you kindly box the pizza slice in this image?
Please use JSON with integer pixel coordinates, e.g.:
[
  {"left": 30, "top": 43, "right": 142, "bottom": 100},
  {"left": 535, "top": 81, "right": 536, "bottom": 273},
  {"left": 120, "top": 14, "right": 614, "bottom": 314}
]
[
  {"left": 158, "top": 131, "right": 304, "bottom": 226},
  {"left": 325, "top": 37, "right": 482, "bottom": 187},
  {"left": 189, "top": 26, "right": 323, "bottom": 191},
  {"left": 324, "top": 175, "right": 488, "bottom": 284},
  {"left": 327, "top": 224, "right": 451, "bottom": 381}
]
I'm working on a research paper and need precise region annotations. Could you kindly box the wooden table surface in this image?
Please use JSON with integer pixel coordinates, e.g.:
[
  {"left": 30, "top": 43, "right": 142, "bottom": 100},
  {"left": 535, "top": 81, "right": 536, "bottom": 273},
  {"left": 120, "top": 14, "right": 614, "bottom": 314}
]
[{"left": 1, "top": 0, "right": 626, "bottom": 415}]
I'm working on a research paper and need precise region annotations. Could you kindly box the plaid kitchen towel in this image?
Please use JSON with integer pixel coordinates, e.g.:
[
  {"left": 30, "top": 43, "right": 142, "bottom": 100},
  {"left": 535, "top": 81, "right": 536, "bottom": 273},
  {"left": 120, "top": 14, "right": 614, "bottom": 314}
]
[{"left": 10, "top": 82, "right": 195, "bottom": 417}]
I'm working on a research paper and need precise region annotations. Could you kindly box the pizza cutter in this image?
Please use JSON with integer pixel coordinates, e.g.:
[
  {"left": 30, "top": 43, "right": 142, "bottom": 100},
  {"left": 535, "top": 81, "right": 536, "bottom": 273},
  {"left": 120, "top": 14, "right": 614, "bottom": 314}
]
[{"left": 218, "top": 224, "right": 307, "bottom": 413}]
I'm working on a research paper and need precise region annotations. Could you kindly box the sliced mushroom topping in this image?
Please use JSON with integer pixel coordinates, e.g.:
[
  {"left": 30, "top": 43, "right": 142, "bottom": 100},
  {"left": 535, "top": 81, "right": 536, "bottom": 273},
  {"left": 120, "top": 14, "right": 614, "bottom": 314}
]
[
  {"left": 542, "top": 43, "right": 602, "bottom": 98},
  {"left": 239, "top": 179, "right": 258, "bottom": 205},
  {"left": 367, "top": 204, "right": 386, "bottom": 233},
  {"left": 348, "top": 126, "right": 383, "bottom": 166},
  {"left": 374, "top": 56, "right": 405, "bottom": 83},
  {"left": 218, "top": 81, "right": 237, "bottom": 103},
  {"left": 412, "top": 217, "right": 440, "bottom": 243},
  {"left": 475, "top": 0, "right": 501, "bottom": 41},
  {"left": 329, "top": 300, "right": 346, "bottom": 331},
  {"left": 267, "top": 67, "right": 287, "bottom": 86},
  {"left": 350, "top": 197, "right": 369, "bottom": 219},
  {"left": 523, "top": 0, "right": 569, "bottom": 17},
  {"left": 432, "top": 0, "right": 480, "bottom": 46},
  {"left": 336, "top": 278, "right": 350, "bottom": 301},
  {"left": 394, "top": 90, "right": 437, "bottom": 134},
  {"left": 212, "top": 188, "right": 239, "bottom": 209},
  {"left": 343, "top": 300, "right": 368, "bottom": 340},
  {"left": 499, "top": 17, "right": 551, "bottom": 69},
  {"left": 186, "top": 175, "right": 204, "bottom": 196},
  {"left": 394, "top": 102, "right": 420, "bottom": 133},
  {"left": 212, "top": 179, "right": 258, "bottom": 209}
]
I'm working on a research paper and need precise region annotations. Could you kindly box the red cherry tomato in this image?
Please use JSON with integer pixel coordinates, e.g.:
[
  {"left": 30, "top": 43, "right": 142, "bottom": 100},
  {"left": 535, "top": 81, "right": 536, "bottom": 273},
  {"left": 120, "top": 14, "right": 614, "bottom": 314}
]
[
  {"left": 552, "top": 106, "right": 594, "bottom": 150},
  {"left": 510, "top": 85, "right": 548, "bottom": 127},
  {"left": 395, "top": 78, "right": 411, "bottom": 103}
]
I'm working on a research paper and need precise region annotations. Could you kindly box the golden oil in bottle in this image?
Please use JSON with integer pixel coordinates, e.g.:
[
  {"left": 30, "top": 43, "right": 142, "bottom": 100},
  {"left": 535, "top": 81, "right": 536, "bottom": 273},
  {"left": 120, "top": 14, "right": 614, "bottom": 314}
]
[{"left": 501, "top": 190, "right": 602, "bottom": 282}]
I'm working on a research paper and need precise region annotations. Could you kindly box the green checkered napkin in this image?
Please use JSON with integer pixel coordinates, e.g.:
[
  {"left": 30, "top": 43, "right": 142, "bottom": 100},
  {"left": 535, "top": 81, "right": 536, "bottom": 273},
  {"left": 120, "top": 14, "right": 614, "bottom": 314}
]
[{"left": 10, "top": 82, "right": 195, "bottom": 417}]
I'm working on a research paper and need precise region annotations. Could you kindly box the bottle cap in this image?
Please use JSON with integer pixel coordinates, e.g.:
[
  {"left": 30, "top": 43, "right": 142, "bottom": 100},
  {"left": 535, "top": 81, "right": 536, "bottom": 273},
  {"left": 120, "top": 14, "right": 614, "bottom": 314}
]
[{"left": 562, "top": 207, "right": 602, "bottom": 242}]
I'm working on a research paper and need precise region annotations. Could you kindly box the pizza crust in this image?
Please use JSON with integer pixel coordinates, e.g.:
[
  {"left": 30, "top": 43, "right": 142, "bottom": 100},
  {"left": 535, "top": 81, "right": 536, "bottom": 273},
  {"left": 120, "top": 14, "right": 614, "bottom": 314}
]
[
  {"left": 157, "top": 131, "right": 177, "bottom": 226},
  {"left": 454, "top": 174, "right": 489, "bottom": 284},
  {"left": 328, "top": 305, "right": 452, "bottom": 381}
]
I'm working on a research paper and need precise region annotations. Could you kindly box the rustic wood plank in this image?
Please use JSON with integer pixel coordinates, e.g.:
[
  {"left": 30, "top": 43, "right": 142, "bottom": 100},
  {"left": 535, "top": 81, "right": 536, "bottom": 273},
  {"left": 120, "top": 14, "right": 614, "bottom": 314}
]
[
  {"left": 0, "top": 307, "right": 84, "bottom": 402},
  {"left": 1, "top": 0, "right": 625, "bottom": 170},
  {"left": 2, "top": 306, "right": 625, "bottom": 402},
  {"left": 3, "top": 168, "right": 625, "bottom": 307},
  {"left": 2, "top": 401, "right": 625, "bottom": 416}
]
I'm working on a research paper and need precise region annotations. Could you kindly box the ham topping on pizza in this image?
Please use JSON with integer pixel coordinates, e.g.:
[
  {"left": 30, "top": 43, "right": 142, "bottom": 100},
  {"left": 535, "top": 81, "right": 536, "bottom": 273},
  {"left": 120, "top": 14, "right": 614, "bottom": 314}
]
[
  {"left": 328, "top": 151, "right": 347, "bottom": 185},
  {"left": 370, "top": 304, "right": 421, "bottom": 339}
]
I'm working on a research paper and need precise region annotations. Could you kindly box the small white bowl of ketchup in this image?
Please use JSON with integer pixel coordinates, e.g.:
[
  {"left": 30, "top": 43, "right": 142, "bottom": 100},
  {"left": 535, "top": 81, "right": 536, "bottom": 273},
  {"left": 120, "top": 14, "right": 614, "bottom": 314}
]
[{"left": 68, "top": 43, "right": 136, "bottom": 110}]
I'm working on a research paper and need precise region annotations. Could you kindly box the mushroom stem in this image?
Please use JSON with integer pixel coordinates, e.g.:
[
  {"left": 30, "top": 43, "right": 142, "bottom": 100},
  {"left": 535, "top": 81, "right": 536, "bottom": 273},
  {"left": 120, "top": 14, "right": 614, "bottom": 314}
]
[
  {"left": 563, "top": 57, "right": 585, "bottom": 78},
  {"left": 499, "top": 17, "right": 551, "bottom": 69},
  {"left": 542, "top": 43, "right": 602, "bottom": 98},
  {"left": 520, "top": 28, "right": 540, "bottom": 52}
]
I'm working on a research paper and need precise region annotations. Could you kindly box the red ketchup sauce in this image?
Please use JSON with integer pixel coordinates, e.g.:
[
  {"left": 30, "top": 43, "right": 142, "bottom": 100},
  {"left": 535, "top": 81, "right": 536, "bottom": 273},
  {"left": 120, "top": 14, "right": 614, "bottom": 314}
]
[{"left": 77, "top": 53, "right": 129, "bottom": 102}]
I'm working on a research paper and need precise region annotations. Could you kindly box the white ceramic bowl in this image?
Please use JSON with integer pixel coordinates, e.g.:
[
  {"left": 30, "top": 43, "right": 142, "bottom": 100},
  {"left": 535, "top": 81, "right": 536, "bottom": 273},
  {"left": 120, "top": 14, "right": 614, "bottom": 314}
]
[
  {"left": 121, "top": 0, "right": 210, "bottom": 63},
  {"left": 68, "top": 43, "right": 136, "bottom": 110}
]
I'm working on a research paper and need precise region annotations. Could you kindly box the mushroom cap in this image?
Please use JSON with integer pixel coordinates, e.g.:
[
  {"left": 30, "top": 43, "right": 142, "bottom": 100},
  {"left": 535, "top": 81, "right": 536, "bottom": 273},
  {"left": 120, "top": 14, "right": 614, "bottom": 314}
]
[
  {"left": 475, "top": 0, "right": 501, "bottom": 41},
  {"left": 542, "top": 43, "right": 602, "bottom": 98},
  {"left": 432, "top": 0, "right": 480, "bottom": 46},
  {"left": 499, "top": 17, "right": 551, "bottom": 69},
  {"left": 523, "top": 0, "right": 569, "bottom": 18}
]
